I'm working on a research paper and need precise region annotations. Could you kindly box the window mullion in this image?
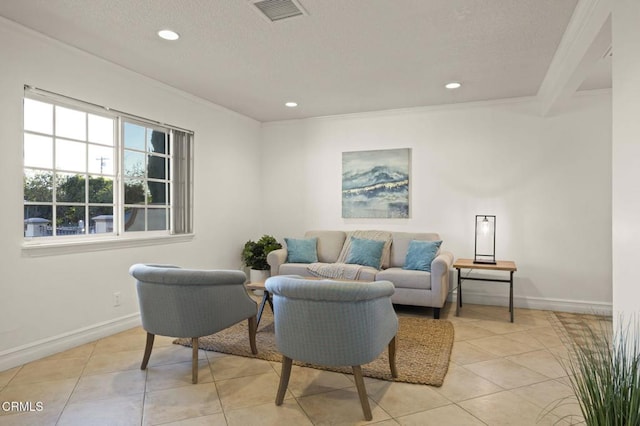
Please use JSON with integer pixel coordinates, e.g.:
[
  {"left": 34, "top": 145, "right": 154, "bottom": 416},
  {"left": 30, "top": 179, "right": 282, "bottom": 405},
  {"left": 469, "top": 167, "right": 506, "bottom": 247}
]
[
  {"left": 116, "top": 116, "right": 124, "bottom": 236},
  {"left": 52, "top": 105, "right": 57, "bottom": 237},
  {"left": 84, "top": 112, "right": 89, "bottom": 235}
]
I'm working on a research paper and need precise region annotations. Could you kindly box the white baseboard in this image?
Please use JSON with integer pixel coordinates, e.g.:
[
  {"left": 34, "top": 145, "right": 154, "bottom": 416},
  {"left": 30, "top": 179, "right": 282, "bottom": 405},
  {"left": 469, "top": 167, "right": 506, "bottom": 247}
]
[
  {"left": 0, "top": 313, "right": 141, "bottom": 372},
  {"left": 447, "top": 291, "right": 612, "bottom": 316}
]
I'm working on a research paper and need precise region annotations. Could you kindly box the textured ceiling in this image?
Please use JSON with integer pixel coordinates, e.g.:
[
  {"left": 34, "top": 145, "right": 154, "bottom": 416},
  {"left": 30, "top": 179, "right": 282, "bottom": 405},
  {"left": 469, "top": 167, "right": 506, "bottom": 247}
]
[{"left": 0, "top": 0, "right": 609, "bottom": 122}]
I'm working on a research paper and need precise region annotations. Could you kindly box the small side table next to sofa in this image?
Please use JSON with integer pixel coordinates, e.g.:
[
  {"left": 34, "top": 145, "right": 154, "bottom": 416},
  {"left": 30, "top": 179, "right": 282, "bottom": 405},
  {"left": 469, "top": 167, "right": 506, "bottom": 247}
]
[
  {"left": 245, "top": 281, "right": 273, "bottom": 328},
  {"left": 453, "top": 258, "right": 518, "bottom": 322}
]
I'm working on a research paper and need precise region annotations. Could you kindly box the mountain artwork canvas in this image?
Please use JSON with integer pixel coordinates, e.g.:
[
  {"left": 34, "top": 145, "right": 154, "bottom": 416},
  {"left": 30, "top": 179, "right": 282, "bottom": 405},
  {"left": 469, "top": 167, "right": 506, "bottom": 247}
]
[{"left": 342, "top": 148, "right": 410, "bottom": 218}]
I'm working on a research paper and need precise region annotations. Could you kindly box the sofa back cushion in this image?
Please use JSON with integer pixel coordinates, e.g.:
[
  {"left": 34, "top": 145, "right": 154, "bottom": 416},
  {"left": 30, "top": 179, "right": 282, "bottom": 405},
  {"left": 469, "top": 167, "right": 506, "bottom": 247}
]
[
  {"left": 304, "top": 230, "right": 346, "bottom": 263},
  {"left": 390, "top": 232, "right": 441, "bottom": 268}
]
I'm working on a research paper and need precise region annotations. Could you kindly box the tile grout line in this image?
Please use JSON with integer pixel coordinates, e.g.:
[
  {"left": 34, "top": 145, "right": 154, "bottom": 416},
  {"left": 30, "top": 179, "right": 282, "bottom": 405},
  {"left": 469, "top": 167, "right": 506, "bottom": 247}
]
[
  {"left": 0, "top": 365, "right": 22, "bottom": 392},
  {"left": 455, "top": 401, "right": 491, "bottom": 426},
  {"left": 212, "top": 354, "right": 235, "bottom": 425},
  {"left": 55, "top": 338, "right": 99, "bottom": 425},
  {"left": 139, "top": 361, "right": 148, "bottom": 426}
]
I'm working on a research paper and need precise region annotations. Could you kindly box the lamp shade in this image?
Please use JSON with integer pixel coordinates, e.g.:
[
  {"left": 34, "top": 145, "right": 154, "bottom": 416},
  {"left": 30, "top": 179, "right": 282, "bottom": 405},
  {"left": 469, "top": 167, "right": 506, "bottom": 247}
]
[{"left": 474, "top": 215, "right": 496, "bottom": 264}]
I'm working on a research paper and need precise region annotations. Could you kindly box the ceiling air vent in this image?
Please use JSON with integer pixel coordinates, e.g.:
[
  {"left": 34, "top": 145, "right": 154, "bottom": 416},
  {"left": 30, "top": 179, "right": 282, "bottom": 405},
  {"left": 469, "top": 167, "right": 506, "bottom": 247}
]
[{"left": 251, "top": 0, "right": 306, "bottom": 22}]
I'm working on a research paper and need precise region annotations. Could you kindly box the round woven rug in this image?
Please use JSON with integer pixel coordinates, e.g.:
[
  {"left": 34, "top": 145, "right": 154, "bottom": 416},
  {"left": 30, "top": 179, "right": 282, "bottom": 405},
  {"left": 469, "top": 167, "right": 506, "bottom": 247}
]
[{"left": 174, "top": 309, "right": 454, "bottom": 387}]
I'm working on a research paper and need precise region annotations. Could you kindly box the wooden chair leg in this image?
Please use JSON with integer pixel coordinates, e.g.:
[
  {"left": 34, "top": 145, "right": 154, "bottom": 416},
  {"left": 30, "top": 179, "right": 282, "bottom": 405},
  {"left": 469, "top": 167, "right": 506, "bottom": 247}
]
[
  {"left": 192, "top": 337, "right": 199, "bottom": 384},
  {"left": 276, "top": 356, "right": 293, "bottom": 406},
  {"left": 248, "top": 316, "right": 258, "bottom": 355},
  {"left": 352, "top": 365, "right": 372, "bottom": 420},
  {"left": 141, "top": 332, "right": 155, "bottom": 370},
  {"left": 388, "top": 335, "right": 398, "bottom": 378}
]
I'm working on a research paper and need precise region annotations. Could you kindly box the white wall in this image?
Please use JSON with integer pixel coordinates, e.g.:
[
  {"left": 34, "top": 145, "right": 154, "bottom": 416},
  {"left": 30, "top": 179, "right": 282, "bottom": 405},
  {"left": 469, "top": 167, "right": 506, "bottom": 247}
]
[
  {"left": 0, "top": 19, "right": 262, "bottom": 368},
  {"left": 612, "top": 1, "right": 640, "bottom": 320},
  {"left": 261, "top": 93, "right": 612, "bottom": 312}
]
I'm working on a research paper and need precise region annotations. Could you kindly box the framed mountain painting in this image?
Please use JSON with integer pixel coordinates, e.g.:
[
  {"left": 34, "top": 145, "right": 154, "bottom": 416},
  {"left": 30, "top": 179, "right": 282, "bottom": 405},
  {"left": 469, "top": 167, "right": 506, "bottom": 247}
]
[{"left": 342, "top": 148, "right": 410, "bottom": 218}]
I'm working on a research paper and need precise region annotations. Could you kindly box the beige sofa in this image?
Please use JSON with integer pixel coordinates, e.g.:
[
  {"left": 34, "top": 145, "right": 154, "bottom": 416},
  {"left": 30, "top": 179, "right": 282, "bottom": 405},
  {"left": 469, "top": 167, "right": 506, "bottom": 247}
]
[{"left": 267, "top": 230, "right": 454, "bottom": 319}]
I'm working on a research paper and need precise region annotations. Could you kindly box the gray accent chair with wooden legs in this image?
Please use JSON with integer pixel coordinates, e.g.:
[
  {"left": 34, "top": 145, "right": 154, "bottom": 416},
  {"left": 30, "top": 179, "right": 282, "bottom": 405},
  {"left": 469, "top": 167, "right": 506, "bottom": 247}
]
[
  {"left": 265, "top": 276, "right": 398, "bottom": 421},
  {"left": 129, "top": 264, "right": 258, "bottom": 384}
]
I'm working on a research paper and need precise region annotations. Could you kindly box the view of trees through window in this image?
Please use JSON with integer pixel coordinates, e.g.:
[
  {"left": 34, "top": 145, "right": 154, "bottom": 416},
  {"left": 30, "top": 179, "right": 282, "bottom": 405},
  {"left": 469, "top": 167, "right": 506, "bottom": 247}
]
[{"left": 24, "top": 174, "right": 115, "bottom": 222}]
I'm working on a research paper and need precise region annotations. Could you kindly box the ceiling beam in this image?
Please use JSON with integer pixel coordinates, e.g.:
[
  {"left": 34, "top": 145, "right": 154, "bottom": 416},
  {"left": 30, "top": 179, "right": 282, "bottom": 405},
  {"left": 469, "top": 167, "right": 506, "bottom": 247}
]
[{"left": 537, "top": 0, "right": 612, "bottom": 116}]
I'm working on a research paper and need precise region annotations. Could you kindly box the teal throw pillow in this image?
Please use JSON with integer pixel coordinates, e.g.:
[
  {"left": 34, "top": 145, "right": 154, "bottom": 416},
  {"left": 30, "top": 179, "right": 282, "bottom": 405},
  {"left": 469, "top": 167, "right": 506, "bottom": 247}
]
[
  {"left": 285, "top": 237, "right": 318, "bottom": 263},
  {"left": 345, "top": 237, "right": 385, "bottom": 269},
  {"left": 403, "top": 240, "right": 442, "bottom": 272}
]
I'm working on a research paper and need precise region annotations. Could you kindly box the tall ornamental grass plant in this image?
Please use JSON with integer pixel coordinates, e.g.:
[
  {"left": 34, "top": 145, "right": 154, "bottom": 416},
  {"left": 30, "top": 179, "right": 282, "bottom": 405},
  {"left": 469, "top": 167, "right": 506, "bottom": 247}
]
[{"left": 563, "top": 317, "right": 640, "bottom": 426}]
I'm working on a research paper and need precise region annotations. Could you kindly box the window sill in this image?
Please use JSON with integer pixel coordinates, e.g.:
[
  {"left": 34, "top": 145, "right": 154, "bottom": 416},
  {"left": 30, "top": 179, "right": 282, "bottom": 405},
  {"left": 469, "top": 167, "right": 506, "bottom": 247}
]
[{"left": 21, "top": 233, "right": 195, "bottom": 257}]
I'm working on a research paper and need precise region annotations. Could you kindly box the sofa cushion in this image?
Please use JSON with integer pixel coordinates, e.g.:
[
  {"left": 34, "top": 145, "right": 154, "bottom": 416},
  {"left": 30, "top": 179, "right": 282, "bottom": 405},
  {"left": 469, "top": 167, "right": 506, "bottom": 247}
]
[
  {"left": 304, "top": 231, "right": 346, "bottom": 263},
  {"left": 284, "top": 237, "right": 318, "bottom": 263},
  {"left": 403, "top": 240, "right": 442, "bottom": 272},
  {"left": 390, "top": 232, "right": 441, "bottom": 268},
  {"left": 376, "top": 268, "right": 431, "bottom": 290},
  {"left": 279, "top": 263, "right": 315, "bottom": 277},
  {"left": 345, "top": 237, "right": 385, "bottom": 269},
  {"left": 337, "top": 230, "right": 393, "bottom": 268}
]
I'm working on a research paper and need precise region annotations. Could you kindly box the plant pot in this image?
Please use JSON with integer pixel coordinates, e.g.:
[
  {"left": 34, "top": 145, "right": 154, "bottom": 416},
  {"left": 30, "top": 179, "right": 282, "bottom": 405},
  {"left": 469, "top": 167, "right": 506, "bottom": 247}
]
[
  {"left": 250, "top": 269, "right": 270, "bottom": 283},
  {"left": 249, "top": 269, "right": 270, "bottom": 296}
]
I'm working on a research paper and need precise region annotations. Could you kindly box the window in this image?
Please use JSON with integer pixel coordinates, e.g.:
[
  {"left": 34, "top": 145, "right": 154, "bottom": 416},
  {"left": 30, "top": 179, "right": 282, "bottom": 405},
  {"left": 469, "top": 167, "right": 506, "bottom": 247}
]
[
  {"left": 23, "top": 88, "right": 193, "bottom": 242},
  {"left": 122, "top": 121, "right": 170, "bottom": 232}
]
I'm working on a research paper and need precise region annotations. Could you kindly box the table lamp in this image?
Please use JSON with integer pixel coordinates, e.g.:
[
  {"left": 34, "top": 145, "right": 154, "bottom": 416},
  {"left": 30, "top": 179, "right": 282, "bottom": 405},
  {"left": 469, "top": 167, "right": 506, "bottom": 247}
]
[{"left": 474, "top": 215, "right": 496, "bottom": 264}]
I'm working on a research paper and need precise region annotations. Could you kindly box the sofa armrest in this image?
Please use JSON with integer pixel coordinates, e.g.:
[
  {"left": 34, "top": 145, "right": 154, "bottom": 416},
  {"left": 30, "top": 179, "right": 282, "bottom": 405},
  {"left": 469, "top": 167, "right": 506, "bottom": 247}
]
[
  {"left": 430, "top": 251, "right": 454, "bottom": 306},
  {"left": 267, "top": 248, "right": 288, "bottom": 276}
]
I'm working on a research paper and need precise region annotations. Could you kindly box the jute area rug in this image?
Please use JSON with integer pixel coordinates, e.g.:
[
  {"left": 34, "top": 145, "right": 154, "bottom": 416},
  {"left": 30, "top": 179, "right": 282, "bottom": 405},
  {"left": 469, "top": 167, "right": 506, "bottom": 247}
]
[{"left": 175, "top": 308, "right": 454, "bottom": 387}]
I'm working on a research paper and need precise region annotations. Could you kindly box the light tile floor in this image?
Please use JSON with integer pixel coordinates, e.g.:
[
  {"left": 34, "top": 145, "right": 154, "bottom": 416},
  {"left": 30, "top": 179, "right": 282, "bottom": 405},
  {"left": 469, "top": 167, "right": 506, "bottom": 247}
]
[{"left": 0, "top": 303, "right": 586, "bottom": 425}]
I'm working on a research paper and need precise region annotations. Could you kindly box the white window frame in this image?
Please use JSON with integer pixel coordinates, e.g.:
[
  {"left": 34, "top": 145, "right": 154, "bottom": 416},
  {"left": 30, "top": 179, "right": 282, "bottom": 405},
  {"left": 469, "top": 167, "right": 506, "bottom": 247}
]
[{"left": 22, "top": 87, "right": 194, "bottom": 256}]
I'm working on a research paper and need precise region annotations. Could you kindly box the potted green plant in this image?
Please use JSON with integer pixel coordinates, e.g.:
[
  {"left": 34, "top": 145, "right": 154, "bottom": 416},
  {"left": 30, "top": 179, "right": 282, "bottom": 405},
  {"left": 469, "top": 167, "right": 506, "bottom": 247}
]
[{"left": 241, "top": 235, "right": 282, "bottom": 283}]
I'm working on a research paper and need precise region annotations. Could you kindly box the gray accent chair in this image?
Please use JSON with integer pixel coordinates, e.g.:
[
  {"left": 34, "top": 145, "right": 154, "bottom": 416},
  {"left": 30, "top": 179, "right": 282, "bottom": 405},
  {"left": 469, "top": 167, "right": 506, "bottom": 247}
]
[
  {"left": 129, "top": 264, "right": 258, "bottom": 384},
  {"left": 265, "top": 275, "right": 398, "bottom": 421}
]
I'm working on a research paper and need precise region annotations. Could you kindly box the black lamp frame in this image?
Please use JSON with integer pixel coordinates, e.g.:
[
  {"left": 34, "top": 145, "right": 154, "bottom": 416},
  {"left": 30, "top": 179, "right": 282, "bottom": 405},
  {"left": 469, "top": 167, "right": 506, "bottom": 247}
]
[{"left": 474, "top": 215, "right": 496, "bottom": 265}]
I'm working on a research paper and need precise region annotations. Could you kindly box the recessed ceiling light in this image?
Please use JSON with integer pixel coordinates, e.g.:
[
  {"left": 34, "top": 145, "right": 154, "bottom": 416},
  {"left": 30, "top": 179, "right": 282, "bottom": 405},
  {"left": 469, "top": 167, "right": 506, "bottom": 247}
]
[
  {"left": 285, "top": 102, "right": 298, "bottom": 108},
  {"left": 158, "top": 29, "right": 180, "bottom": 41},
  {"left": 445, "top": 82, "right": 462, "bottom": 89}
]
